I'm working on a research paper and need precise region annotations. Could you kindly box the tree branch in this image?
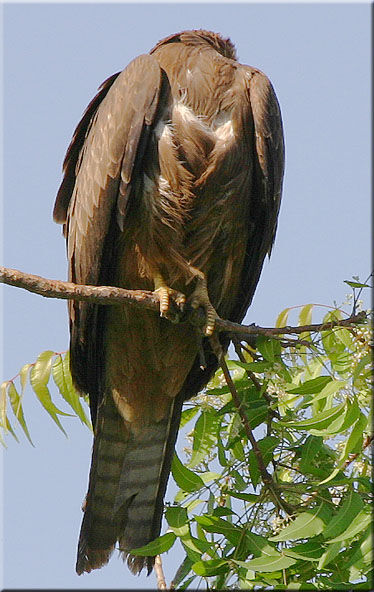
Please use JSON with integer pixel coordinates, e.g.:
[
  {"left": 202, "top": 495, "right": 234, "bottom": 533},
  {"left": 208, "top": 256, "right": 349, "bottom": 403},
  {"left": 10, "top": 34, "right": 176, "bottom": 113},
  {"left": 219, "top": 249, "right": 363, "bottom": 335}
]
[
  {"left": 154, "top": 555, "right": 168, "bottom": 590},
  {"left": 0, "top": 266, "right": 367, "bottom": 338},
  {"left": 0, "top": 266, "right": 160, "bottom": 311}
]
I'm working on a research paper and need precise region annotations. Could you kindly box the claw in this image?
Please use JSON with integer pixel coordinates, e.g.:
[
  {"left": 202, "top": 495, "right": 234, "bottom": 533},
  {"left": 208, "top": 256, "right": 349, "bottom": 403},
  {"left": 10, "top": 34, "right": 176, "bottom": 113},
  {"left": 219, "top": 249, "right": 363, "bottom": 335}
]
[
  {"left": 153, "top": 274, "right": 186, "bottom": 322},
  {"left": 188, "top": 268, "right": 218, "bottom": 336}
]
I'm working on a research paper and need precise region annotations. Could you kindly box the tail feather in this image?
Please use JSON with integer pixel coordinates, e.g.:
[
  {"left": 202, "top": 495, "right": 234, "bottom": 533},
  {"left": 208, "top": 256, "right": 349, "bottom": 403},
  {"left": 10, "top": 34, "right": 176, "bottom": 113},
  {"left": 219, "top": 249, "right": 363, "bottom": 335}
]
[{"left": 76, "top": 390, "right": 183, "bottom": 575}]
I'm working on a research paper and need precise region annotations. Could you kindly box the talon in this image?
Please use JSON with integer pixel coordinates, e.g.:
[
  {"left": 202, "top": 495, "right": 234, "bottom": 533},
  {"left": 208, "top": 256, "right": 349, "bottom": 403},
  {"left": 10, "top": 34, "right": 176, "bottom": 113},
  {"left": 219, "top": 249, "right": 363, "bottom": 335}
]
[
  {"left": 153, "top": 273, "right": 186, "bottom": 322},
  {"left": 154, "top": 286, "right": 170, "bottom": 316},
  {"left": 188, "top": 267, "right": 218, "bottom": 336}
]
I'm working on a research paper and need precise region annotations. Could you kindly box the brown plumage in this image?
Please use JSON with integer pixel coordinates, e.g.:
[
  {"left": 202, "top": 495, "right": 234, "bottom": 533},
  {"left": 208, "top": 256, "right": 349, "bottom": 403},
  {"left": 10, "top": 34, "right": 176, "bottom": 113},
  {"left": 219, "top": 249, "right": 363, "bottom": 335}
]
[{"left": 53, "top": 30, "right": 284, "bottom": 575}]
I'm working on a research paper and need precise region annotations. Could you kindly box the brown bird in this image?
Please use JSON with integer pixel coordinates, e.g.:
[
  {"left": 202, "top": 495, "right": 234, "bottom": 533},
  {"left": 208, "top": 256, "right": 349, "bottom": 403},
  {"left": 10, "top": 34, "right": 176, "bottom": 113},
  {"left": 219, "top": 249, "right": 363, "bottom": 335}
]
[{"left": 53, "top": 29, "right": 284, "bottom": 575}]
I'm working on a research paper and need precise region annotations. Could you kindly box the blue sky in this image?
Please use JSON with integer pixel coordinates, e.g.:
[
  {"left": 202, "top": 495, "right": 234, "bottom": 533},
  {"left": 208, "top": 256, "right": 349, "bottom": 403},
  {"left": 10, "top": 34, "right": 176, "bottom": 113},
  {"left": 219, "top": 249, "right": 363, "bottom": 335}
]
[{"left": 2, "top": 3, "right": 371, "bottom": 589}]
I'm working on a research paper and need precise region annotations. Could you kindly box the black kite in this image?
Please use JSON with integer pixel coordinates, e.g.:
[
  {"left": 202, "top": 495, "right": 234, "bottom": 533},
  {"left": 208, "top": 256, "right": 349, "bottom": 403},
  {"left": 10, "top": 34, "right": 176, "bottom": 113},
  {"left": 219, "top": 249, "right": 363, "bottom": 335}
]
[{"left": 53, "top": 29, "right": 284, "bottom": 575}]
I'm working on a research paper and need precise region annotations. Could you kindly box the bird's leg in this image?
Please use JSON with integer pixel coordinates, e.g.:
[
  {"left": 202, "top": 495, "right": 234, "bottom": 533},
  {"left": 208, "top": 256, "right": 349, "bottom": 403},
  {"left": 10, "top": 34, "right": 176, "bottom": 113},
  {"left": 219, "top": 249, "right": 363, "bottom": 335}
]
[
  {"left": 188, "top": 266, "right": 219, "bottom": 337},
  {"left": 153, "top": 272, "right": 186, "bottom": 322}
]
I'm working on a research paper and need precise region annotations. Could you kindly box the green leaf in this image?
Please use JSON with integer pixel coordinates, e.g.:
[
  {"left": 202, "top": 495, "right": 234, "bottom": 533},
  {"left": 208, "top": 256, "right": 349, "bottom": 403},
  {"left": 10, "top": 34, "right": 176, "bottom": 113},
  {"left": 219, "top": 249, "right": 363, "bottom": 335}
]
[
  {"left": 230, "top": 360, "right": 271, "bottom": 373},
  {"left": 182, "top": 534, "right": 212, "bottom": 562},
  {"left": 321, "top": 312, "right": 344, "bottom": 357},
  {"left": 298, "top": 304, "right": 314, "bottom": 326},
  {"left": 228, "top": 491, "right": 261, "bottom": 503},
  {"left": 256, "top": 336, "right": 281, "bottom": 363},
  {"left": 323, "top": 491, "right": 364, "bottom": 540},
  {"left": 283, "top": 540, "right": 324, "bottom": 561},
  {"left": 243, "top": 532, "right": 280, "bottom": 558},
  {"left": 207, "top": 491, "right": 215, "bottom": 514},
  {"left": 0, "top": 382, "right": 7, "bottom": 428},
  {"left": 286, "top": 376, "right": 332, "bottom": 395},
  {"left": 329, "top": 350, "right": 351, "bottom": 378},
  {"left": 270, "top": 504, "right": 331, "bottom": 542},
  {"left": 30, "top": 380, "right": 69, "bottom": 435},
  {"left": 244, "top": 403, "right": 269, "bottom": 430},
  {"left": 312, "top": 379, "right": 347, "bottom": 403},
  {"left": 325, "top": 510, "right": 371, "bottom": 543},
  {"left": 30, "top": 353, "right": 73, "bottom": 436},
  {"left": 7, "top": 382, "right": 34, "bottom": 445},
  {"left": 344, "top": 526, "right": 372, "bottom": 569},
  {"left": 242, "top": 554, "right": 296, "bottom": 572},
  {"left": 318, "top": 412, "right": 366, "bottom": 486},
  {"left": 248, "top": 436, "right": 279, "bottom": 488},
  {"left": 165, "top": 506, "right": 189, "bottom": 537},
  {"left": 189, "top": 410, "right": 219, "bottom": 468},
  {"left": 318, "top": 541, "right": 342, "bottom": 569},
  {"left": 352, "top": 353, "right": 371, "bottom": 384},
  {"left": 341, "top": 412, "right": 367, "bottom": 459},
  {"left": 180, "top": 406, "right": 199, "bottom": 428},
  {"left": 334, "top": 328, "right": 354, "bottom": 350},
  {"left": 192, "top": 558, "right": 228, "bottom": 577},
  {"left": 217, "top": 427, "right": 228, "bottom": 466},
  {"left": 313, "top": 396, "right": 359, "bottom": 438},
  {"left": 299, "top": 436, "right": 323, "bottom": 474},
  {"left": 279, "top": 401, "right": 345, "bottom": 430},
  {"left": 130, "top": 532, "right": 176, "bottom": 556},
  {"left": 231, "top": 438, "right": 245, "bottom": 461},
  {"left": 5, "top": 415, "right": 19, "bottom": 442},
  {"left": 344, "top": 280, "right": 370, "bottom": 289},
  {"left": 183, "top": 498, "right": 204, "bottom": 513},
  {"left": 195, "top": 515, "right": 241, "bottom": 543},
  {"left": 199, "top": 471, "right": 220, "bottom": 484},
  {"left": 31, "top": 350, "right": 55, "bottom": 384},
  {"left": 19, "top": 363, "right": 32, "bottom": 395},
  {"left": 231, "top": 469, "right": 247, "bottom": 491},
  {"left": 212, "top": 507, "right": 236, "bottom": 518},
  {"left": 177, "top": 575, "right": 197, "bottom": 590},
  {"left": 172, "top": 453, "right": 204, "bottom": 492},
  {"left": 51, "top": 354, "right": 91, "bottom": 429},
  {"left": 276, "top": 307, "right": 290, "bottom": 328},
  {"left": 171, "top": 555, "right": 194, "bottom": 588}
]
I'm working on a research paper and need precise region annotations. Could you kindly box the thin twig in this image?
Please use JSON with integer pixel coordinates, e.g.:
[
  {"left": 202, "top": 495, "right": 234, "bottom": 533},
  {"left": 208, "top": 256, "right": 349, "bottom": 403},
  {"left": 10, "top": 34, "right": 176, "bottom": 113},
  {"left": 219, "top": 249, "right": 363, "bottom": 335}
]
[
  {"left": 233, "top": 339, "right": 272, "bottom": 403},
  {"left": 233, "top": 339, "right": 280, "bottom": 437},
  {"left": 0, "top": 266, "right": 367, "bottom": 339},
  {"left": 210, "top": 336, "right": 294, "bottom": 516},
  {"left": 154, "top": 554, "right": 168, "bottom": 590}
]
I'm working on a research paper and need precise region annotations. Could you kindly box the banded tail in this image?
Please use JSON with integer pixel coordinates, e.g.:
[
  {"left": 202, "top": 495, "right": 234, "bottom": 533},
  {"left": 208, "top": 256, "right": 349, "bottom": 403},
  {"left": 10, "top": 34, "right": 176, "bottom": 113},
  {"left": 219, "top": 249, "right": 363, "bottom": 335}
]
[{"left": 76, "top": 390, "right": 183, "bottom": 575}]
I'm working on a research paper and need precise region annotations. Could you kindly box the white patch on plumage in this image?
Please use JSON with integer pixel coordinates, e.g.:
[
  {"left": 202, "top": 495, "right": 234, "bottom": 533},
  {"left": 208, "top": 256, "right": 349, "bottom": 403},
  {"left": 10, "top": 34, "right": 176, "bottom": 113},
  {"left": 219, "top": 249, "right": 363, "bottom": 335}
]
[
  {"left": 155, "top": 120, "right": 173, "bottom": 144},
  {"left": 215, "top": 120, "right": 234, "bottom": 141},
  {"left": 174, "top": 101, "right": 234, "bottom": 144},
  {"left": 143, "top": 173, "right": 155, "bottom": 193},
  {"left": 174, "top": 101, "right": 208, "bottom": 130},
  {"left": 158, "top": 175, "right": 170, "bottom": 192},
  {"left": 213, "top": 112, "right": 234, "bottom": 142},
  {"left": 174, "top": 102, "right": 195, "bottom": 123}
]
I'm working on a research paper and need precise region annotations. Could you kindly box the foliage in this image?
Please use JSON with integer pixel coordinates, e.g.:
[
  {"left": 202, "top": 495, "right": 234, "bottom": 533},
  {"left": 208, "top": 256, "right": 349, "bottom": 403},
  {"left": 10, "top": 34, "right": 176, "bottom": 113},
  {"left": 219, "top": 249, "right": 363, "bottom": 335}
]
[
  {"left": 1, "top": 351, "right": 91, "bottom": 446},
  {"left": 1, "top": 280, "right": 372, "bottom": 589}
]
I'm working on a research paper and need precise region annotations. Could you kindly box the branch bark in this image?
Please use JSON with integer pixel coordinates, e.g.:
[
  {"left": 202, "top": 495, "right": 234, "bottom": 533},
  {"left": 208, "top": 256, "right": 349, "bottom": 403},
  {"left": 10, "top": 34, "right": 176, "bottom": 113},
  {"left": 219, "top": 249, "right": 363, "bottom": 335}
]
[
  {"left": 154, "top": 555, "right": 168, "bottom": 590},
  {"left": 0, "top": 266, "right": 367, "bottom": 338}
]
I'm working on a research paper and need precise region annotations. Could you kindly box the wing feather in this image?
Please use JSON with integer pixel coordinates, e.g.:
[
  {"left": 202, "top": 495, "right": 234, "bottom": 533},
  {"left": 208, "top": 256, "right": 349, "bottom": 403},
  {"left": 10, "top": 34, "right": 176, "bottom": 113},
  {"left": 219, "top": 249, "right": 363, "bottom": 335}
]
[
  {"left": 247, "top": 67, "right": 284, "bottom": 252},
  {"left": 229, "top": 66, "right": 285, "bottom": 323},
  {"left": 53, "top": 54, "right": 163, "bottom": 416},
  {"left": 67, "top": 55, "right": 162, "bottom": 288},
  {"left": 53, "top": 72, "right": 120, "bottom": 225}
]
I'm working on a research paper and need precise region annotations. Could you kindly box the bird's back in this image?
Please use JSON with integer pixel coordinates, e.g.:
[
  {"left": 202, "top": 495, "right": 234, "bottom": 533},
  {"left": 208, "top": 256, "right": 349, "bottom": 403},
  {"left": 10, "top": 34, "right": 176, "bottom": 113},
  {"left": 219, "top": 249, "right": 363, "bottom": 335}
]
[{"left": 126, "top": 34, "right": 254, "bottom": 316}]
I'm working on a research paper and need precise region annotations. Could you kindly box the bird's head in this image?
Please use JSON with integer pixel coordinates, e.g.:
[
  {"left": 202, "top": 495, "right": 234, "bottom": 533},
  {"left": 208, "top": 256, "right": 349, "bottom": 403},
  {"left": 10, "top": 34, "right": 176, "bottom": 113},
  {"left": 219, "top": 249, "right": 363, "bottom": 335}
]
[{"left": 150, "top": 29, "right": 237, "bottom": 61}]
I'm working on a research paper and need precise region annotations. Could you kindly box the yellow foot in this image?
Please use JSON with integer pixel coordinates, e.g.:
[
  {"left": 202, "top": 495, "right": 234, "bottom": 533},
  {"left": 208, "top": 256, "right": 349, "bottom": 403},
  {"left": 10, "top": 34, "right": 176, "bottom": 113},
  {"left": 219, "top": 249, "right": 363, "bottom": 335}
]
[
  {"left": 153, "top": 274, "right": 186, "bottom": 322},
  {"left": 188, "top": 268, "right": 218, "bottom": 336}
]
